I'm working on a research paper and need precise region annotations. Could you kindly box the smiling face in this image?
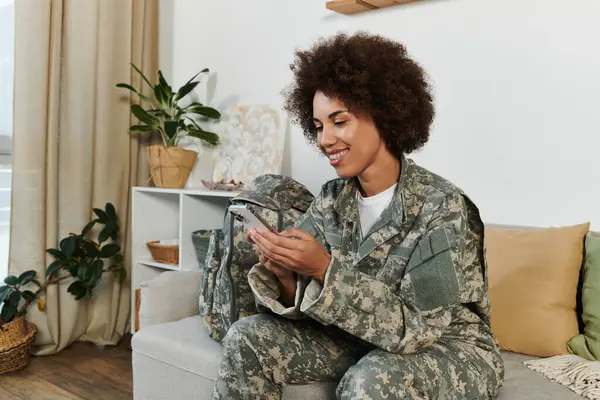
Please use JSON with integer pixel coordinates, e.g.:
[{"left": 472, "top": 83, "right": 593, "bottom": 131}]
[{"left": 313, "top": 91, "right": 386, "bottom": 179}]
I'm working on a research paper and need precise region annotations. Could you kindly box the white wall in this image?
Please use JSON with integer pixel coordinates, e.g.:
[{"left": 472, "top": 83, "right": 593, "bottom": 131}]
[{"left": 159, "top": 0, "right": 600, "bottom": 229}]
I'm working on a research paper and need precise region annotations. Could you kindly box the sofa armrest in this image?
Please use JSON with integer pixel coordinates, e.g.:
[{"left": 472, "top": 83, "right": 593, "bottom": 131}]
[{"left": 138, "top": 270, "right": 202, "bottom": 330}]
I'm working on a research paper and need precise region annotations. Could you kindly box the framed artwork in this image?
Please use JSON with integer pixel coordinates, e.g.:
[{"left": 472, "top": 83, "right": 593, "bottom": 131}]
[{"left": 211, "top": 105, "right": 288, "bottom": 185}]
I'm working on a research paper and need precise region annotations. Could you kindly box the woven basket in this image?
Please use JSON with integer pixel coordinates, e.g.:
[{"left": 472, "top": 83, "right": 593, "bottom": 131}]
[
  {"left": 0, "top": 316, "right": 37, "bottom": 374},
  {"left": 147, "top": 241, "right": 179, "bottom": 264}
]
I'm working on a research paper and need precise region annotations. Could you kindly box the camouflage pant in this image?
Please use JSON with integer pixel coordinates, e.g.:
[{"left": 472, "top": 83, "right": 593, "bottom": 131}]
[{"left": 212, "top": 313, "right": 500, "bottom": 399}]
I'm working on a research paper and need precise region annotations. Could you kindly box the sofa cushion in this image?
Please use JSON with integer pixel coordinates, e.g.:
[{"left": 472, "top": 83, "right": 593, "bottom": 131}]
[
  {"left": 131, "top": 316, "right": 338, "bottom": 399},
  {"left": 133, "top": 316, "right": 584, "bottom": 399},
  {"left": 485, "top": 222, "right": 589, "bottom": 357},
  {"left": 499, "top": 352, "right": 583, "bottom": 399},
  {"left": 568, "top": 232, "right": 600, "bottom": 360}
]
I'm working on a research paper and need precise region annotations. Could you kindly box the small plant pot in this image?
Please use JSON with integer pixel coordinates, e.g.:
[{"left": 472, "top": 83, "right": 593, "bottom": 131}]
[
  {"left": 0, "top": 316, "right": 37, "bottom": 374},
  {"left": 147, "top": 145, "right": 198, "bottom": 189}
]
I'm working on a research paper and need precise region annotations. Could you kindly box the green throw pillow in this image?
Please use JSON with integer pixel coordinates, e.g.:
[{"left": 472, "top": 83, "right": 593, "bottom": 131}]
[{"left": 568, "top": 232, "right": 600, "bottom": 360}]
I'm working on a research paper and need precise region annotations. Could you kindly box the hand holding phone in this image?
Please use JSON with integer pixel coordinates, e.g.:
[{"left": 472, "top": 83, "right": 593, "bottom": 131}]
[{"left": 229, "top": 204, "right": 278, "bottom": 234}]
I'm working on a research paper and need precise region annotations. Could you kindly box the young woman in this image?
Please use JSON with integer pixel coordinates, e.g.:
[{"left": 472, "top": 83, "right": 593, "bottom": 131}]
[{"left": 212, "top": 32, "right": 504, "bottom": 400}]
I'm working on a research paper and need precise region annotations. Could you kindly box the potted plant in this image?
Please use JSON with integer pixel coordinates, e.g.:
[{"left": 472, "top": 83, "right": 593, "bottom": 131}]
[
  {"left": 0, "top": 203, "right": 127, "bottom": 374},
  {"left": 117, "top": 64, "right": 221, "bottom": 188}
]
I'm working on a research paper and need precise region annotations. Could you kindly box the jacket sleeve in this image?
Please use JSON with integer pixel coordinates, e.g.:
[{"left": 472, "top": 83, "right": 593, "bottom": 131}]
[
  {"left": 247, "top": 194, "right": 328, "bottom": 319},
  {"left": 300, "top": 192, "right": 474, "bottom": 354}
]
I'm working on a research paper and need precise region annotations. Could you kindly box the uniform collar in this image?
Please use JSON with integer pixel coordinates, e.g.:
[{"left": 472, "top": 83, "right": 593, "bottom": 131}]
[{"left": 333, "top": 153, "right": 409, "bottom": 227}]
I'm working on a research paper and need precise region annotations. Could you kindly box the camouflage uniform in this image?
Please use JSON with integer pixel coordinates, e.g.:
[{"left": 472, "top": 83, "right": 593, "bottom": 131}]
[{"left": 213, "top": 155, "right": 505, "bottom": 399}]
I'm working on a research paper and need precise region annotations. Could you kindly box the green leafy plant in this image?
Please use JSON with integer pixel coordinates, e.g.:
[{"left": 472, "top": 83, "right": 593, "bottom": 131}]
[
  {"left": 116, "top": 63, "right": 221, "bottom": 148},
  {"left": 0, "top": 203, "right": 127, "bottom": 326}
]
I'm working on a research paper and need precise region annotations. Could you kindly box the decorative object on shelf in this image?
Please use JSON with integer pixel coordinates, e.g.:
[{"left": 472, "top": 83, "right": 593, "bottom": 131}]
[
  {"left": 0, "top": 203, "right": 126, "bottom": 373},
  {"left": 117, "top": 63, "right": 222, "bottom": 189},
  {"left": 201, "top": 179, "right": 244, "bottom": 191},
  {"left": 212, "top": 105, "right": 287, "bottom": 185},
  {"left": 326, "top": 0, "right": 421, "bottom": 14},
  {"left": 147, "top": 239, "right": 179, "bottom": 265}
]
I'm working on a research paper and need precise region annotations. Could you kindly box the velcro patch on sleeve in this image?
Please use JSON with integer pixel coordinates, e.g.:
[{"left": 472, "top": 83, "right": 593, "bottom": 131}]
[{"left": 407, "top": 227, "right": 460, "bottom": 311}]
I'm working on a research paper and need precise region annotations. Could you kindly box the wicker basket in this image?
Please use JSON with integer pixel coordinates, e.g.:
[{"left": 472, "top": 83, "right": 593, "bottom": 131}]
[
  {"left": 147, "top": 240, "right": 179, "bottom": 264},
  {"left": 0, "top": 316, "right": 37, "bottom": 374}
]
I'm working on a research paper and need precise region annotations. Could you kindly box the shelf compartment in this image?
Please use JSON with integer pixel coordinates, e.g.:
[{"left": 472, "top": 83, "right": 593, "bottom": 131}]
[{"left": 138, "top": 259, "right": 180, "bottom": 271}]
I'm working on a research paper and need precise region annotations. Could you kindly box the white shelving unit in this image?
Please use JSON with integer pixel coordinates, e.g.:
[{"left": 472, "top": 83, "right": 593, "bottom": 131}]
[{"left": 130, "top": 186, "right": 240, "bottom": 333}]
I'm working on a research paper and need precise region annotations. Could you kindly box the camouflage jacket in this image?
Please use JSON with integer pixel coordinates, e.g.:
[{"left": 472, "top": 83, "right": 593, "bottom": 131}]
[{"left": 248, "top": 155, "right": 502, "bottom": 359}]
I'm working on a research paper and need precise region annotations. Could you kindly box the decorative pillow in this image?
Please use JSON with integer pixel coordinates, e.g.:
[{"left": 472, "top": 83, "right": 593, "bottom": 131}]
[
  {"left": 567, "top": 232, "right": 600, "bottom": 360},
  {"left": 485, "top": 222, "right": 590, "bottom": 357}
]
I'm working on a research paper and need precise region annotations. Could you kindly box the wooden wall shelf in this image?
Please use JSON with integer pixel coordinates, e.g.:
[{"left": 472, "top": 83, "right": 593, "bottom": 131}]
[{"left": 326, "top": 0, "right": 421, "bottom": 15}]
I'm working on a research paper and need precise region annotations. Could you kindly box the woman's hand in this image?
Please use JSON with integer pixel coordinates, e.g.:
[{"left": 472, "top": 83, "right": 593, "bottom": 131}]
[
  {"left": 258, "top": 253, "right": 295, "bottom": 284},
  {"left": 257, "top": 253, "right": 297, "bottom": 307},
  {"left": 250, "top": 228, "right": 331, "bottom": 282}
]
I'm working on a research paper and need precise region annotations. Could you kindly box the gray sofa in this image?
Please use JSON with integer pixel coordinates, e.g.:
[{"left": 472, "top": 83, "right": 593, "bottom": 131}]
[{"left": 131, "top": 270, "right": 583, "bottom": 399}]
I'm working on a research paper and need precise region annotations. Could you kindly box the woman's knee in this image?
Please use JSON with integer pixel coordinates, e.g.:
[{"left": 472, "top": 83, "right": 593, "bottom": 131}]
[
  {"left": 222, "top": 313, "right": 278, "bottom": 349},
  {"left": 337, "top": 362, "right": 401, "bottom": 399}
]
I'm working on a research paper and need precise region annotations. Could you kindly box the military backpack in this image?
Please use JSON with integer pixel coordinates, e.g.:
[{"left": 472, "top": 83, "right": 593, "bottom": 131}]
[{"left": 193, "top": 174, "right": 314, "bottom": 342}]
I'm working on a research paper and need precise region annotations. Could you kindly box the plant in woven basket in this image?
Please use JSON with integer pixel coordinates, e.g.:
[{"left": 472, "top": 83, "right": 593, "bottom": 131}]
[
  {"left": 0, "top": 203, "right": 127, "bottom": 327},
  {"left": 116, "top": 63, "right": 222, "bottom": 189}
]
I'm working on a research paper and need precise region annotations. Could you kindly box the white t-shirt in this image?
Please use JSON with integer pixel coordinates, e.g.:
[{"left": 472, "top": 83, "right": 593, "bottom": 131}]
[{"left": 356, "top": 184, "right": 397, "bottom": 238}]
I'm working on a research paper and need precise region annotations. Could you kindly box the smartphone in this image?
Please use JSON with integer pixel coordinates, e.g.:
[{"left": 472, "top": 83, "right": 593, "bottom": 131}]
[{"left": 229, "top": 204, "right": 278, "bottom": 234}]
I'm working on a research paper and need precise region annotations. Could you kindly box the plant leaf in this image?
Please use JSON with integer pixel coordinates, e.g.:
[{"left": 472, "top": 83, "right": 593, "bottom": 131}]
[
  {"left": 0, "top": 286, "right": 10, "bottom": 303},
  {"left": 31, "top": 279, "right": 41, "bottom": 288},
  {"left": 188, "top": 106, "right": 221, "bottom": 119},
  {"left": 130, "top": 63, "right": 153, "bottom": 89},
  {"left": 129, "top": 125, "right": 157, "bottom": 133},
  {"left": 186, "top": 128, "right": 220, "bottom": 146},
  {"left": 183, "top": 68, "right": 209, "bottom": 88},
  {"left": 45, "top": 260, "right": 64, "bottom": 278},
  {"left": 66, "top": 260, "right": 79, "bottom": 278},
  {"left": 130, "top": 104, "right": 159, "bottom": 126},
  {"left": 116, "top": 83, "right": 153, "bottom": 104},
  {"left": 81, "top": 220, "right": 96, "bottom": 237},
  {"left": 174, "top": 81, "right": 199, "bottom": 103},
  {"left": 118, "top": 268, "right": 127, "bottom": 285},
  {"left": 157, "top": 70, "right": 173, "bottom": 97},
  {"left": 18, "top": 270, "right": 37, "bottom": 286},
  {"left": 100, "top": 244, "right": 121, "bottom": 259},
  {"left": 0, "top": 304, "right": 17, "bottom": 323},
  {"left": 164, "top": 120, "right": 178, "bottom": 138},
  {"left": 98, "top": 221, "right": 117, "bottom": 244},
  {"left": 47, "top": 248, "right": 66, "bottom": 260},
  {"left": 4, "top": 276, "right": 18, "bottom": 286},
  {"left": 21, "top": 290, "right": 36, "bottom": 303},
  {"left": 8, "top": 291, "right": 21, "bottom": 306},
  {"left": 93, "top": 208, "right": 108, "bottom": 222},
  {"left": 116, "top": 83, "right": 140, "bottom": 93},
  {"left": 67, "top": 281, "right": 87, "bottom": 301},
  {"left": 76, "top": 262, "right": 90, "bottom": 282},
  {"left": 153, "top": 84, "right": 165, "bottom": 107},
  {"left": 60, "top": 236, "right": 78, "bottom": 258},
  {"left": 105, "top": 203, "right": 117, "bottom": 221},
  {"left": 82, "top": 240, "right": 100, "bottom": 258}
]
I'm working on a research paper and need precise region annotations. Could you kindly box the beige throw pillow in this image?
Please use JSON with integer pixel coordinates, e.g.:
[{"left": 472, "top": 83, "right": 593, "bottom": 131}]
[{"left": 485, "top": 222, "right": 589, "bottom": 357}]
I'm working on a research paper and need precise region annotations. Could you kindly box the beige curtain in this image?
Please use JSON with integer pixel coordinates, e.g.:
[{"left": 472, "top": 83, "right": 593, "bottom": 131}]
[{"left": 10, "top": 0, "right": 158, "bottom": 355}]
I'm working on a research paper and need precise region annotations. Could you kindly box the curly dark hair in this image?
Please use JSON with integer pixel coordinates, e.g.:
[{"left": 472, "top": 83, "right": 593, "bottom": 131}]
[{"left": 282, "top": 31, "right": 435, "bottom": 156}]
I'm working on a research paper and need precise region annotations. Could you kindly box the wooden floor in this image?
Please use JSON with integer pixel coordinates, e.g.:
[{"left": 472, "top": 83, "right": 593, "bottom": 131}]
[{"left": 0, "top": 335, "right": 133, "bottom": 400}]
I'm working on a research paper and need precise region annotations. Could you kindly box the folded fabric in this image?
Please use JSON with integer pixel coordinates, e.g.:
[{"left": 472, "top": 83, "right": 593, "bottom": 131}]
[{"left": 524, "top": 355, "right": 600, "bottom": 399}]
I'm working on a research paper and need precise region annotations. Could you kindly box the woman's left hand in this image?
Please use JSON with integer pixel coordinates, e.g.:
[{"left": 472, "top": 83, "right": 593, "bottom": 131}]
[{"left": 250, "top": 228, "right": 331, "bottom": 282}]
